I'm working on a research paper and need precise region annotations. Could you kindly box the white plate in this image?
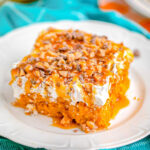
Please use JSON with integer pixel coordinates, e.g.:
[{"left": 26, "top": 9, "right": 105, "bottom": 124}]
[
  {"left": 0, "top": 20, "right": 150, "bottom": 150},
  {"left": 126, "top": 0, "right": 150, "bottom": 18}
]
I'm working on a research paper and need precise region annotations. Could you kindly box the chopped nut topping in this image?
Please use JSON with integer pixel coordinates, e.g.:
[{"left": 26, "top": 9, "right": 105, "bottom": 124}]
[
  {"left": 34, "top": 70, "right": 40, "bottom": 77},
  {"left": 47, "top": 51, "right": 57, "bottom": 57},
  {"left": 67, "top": 53, "right": 75, "bottom": 62},
  {"left": 11, "top": 28, "right": 119, "bottom": 86},
  {"left": 76, "top": 64, "right": 81, "bottom": 72},
  {"left": 57, "top": 58, "right": 66, "bottom": 66},
  {"left": 31, "top": 80, "right": 36, "bottom": 84},
  {"left": 75, "top": 52, "right": 82, "bottom": 60},
  {"left": 84, "top": 83, "right": 92, "bottom": 93},
  {"left": 73, "top": 43, "right": 83, "bottom": 50},
  {"left": 59, "top": 71, "right": 68, "bottom": 77},
  {"left": 42, "top": 40, "right": 50, "bottom": 44},
  {"left": 40, "top": 51, "right": 46, "bottom": 59},
  {"left": 35, "top": 62, "right": 45, "bottom": 70},
  {"left": 102, "top": 42, "right": 108, "bottom": 49},
  {"left": 97, "top": 65, "right": 102, "bottom": 73},
  {"left": 93, "top": 73, "right": 101, "bottom": 82},
  {"left": 43, "top": 62, "right": 50, "bottom": 68},
  {"left": 89, "top": 52, "right": 95, "bottom": 58},
  {"left": 59, "top": 46, "right": 69, "bottom": 52},
  {"left": 100, "top": 49, "right": 106, "bottom": 57},
  {"left": 80, "top": 56, "right": 88, "bottom": 60},
  {"left": 99, "top": 35, "right": 108, "bottom": 40},
  {"left": 72, "top": 30, "right": 84, "bottom": 41},
  {"left": 90, "top": 35, "right": 97, "bottom": 44},
  {"left": 65, "top": 32, "right": 72, "bottom": 40}
]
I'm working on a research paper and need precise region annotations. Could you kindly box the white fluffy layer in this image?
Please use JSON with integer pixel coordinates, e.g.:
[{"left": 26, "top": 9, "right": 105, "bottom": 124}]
[
  {"left": 94, "top": 78, "right": 110, "bottom": 106},
  {"left": 12, "top": 76, "right": 110, "bottom": 107},
  {"left": 12, "top": 76, "right": 27, "bottom": 99}
]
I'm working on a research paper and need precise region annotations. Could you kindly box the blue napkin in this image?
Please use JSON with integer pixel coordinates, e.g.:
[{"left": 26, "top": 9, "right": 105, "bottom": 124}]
[
  {"left": 0, "top": 0, "right": 150, "bottom": 149},
  {"left": 0, "top": 0, "right": 150, "bottom": 38}
]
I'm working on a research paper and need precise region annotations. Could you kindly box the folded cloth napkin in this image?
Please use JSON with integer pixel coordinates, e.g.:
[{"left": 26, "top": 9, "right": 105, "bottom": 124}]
[{"left": 0, "top": 0, "right": 150, "bottom": 149}]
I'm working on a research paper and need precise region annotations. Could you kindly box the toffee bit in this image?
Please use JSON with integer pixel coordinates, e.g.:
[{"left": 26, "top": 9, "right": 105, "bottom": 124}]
[
  {"left": 45, "top": 70, "right": 52, "bottom": 75},
  {"left": 67, "top": 78, "right": 73, "bottom": 82},
  {"left": 73, "top": 43, "right": 83, "bottom": 50},
  {"left": 60, "top": 116, "right": 71, "bottom": 125},
  {"left": 34, "top": 70, "right": 40, "bottom": 77},
  {"left": 99, "top": 35, "right": 108, "bottom": 40},
  {"left": 45, "top": 80, "right": 51, "bottom": 86},
  {"left": 89, "top": 52, "right": 95, "bottom": 58},
  {"left": 93, "top": 73, "right": 101, "bottom": 82},
  {"left": 64, "top": 78, "right": 68, "bottom": 84},
  {"left": 72, "top": 30, "right": 84, "bottom": 41},
  {"left": 84, "top": 84, "right": 92, "bottom": 93},
  {"left": 35, "top": 62, "right": 45, "bottom": 70},
  {"left": 102, "top": 64, "right": 107, "bottom": 68},
  {"left": 67, "top": 54, "right": 75, "bottom": 62},
  {"left": 73, "top": 129, "right": 78, "bottom": 133},
  {"left": 47, "top": 50, "right": 57, "bottom": 57},
  {"left": 42, "top": 40, "right": 50, "bottom": 44},
  {"left": 40, "top": 51, "right": 46, "bottom": 59},
  {"left": 75, "top": 52, "right": 82, "bottom": 60},
  {"left": 59, "top": 54, "right": 67, "bottom": 60},
  {"left": 40, "top": 70, "right": 46, "bottom": 78},
  {"left": 133, "top": 49, "right": 140, "bottom": 57},
  {"left": 31, "top": 80, "right": 36, "bottom": 84},
  {"left": 65, "top": 32, "right": 72, "bottom": 40},
  {"left": 119, "top": 47, "right": 123, "bottom": 51},
  {"left": 59, "top": 46, "right": 69, "bottom": 52},
  {"left": 100, "top": 50, "right": 106, "bottom": 57},
  {"left": 80, "top": 56, "right": 88, "bottom": 60},
  {"left": 76, "top": 64, "right": 81, "bottom": 72},
  {"left": 79, "top": 74, "right": 84, "bottom": 83},
  {"left": 101, "top": 43, "right": 108, "bottom": 49},
  {"left": 27, "top": 57, "right": 37, "bottom": 63},
  {"left": 59, "top": 71, "right": 68, "bottom": 77},
  {"left": 90, "top": 35, "right": 97, "bottom": 44},
  {"left": 43, "top": 62, "right": 50, "bottom": 68},
  {"left": 97, "top": 65, "right": 102, "bottom": 73}
]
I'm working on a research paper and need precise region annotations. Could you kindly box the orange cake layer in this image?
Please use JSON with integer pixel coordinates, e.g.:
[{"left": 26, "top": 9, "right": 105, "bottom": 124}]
[{"left": 10, "top": 28, "right": 133, "bottom": 132}]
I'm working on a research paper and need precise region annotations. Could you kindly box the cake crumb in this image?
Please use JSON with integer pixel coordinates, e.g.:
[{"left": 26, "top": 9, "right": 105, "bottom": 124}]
[
  {"left": 73, "top": 129, "right": 78, "bottom": 133},
  {"left": 133, "top": 49, "right": 140, "bottom": 57}
]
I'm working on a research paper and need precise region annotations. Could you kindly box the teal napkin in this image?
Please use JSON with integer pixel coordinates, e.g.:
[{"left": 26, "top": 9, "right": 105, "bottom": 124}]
[{"left": 0, "top": 0, "right": 150, "bottom": 149}]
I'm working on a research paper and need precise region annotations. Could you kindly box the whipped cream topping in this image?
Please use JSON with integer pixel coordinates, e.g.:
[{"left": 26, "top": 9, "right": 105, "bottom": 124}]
[
  {"left": 12, "top": 76, "right": 110, "bottom": 107},
  {"left": 12, "top": 76, "right": 27, "bottom": 98},
  {"left": 94, "top": 78, "right": 110, "bottom": 106},
  {"left": 70, "top": 80, "right": 85, "bottom": 105}
]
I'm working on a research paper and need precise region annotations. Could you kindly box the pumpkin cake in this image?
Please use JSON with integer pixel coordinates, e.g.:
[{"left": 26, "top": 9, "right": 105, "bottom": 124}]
[{"left": 10, "top": 28, "right": 134, "bottom": 132}]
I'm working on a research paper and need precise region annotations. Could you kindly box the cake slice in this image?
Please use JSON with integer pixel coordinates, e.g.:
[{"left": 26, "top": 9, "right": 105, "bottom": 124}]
[{"left": 10, "top": 28, "right": 133, "bottom": 132}]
